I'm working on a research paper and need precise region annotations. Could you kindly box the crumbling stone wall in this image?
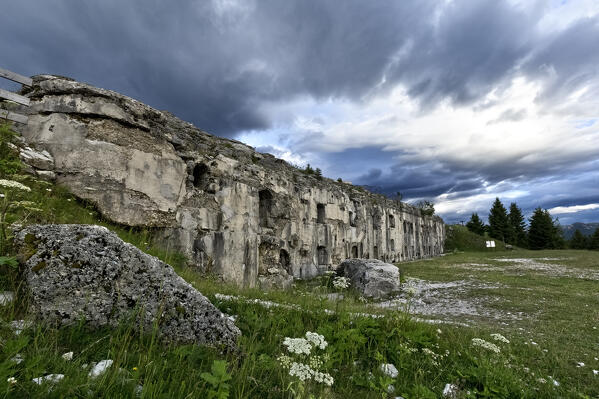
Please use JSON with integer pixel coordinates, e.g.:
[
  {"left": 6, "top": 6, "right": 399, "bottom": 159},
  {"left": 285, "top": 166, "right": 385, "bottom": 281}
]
[{"left": 14, "top": 75, "right": 445, "bottom": 287}]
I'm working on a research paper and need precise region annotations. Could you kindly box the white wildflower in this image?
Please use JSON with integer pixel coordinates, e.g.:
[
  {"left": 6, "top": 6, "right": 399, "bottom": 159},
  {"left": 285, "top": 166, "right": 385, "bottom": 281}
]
[
  {"left": 332, "top": 276, "right": 350, "bottom": 290},
  {"left": 7, "top": 377, "right": 17, "bottom": 385},
  {"left": 62, "top": 351, "right": 74, "bottom": 361},
  {"left": 305, "top": 331, "right": 328, "bottom": 350},
  {"left": 490, "top": 333, "right": 510, "bottom": 344},
  {"left": 592, "top": 369, "right": 598, "bottom": 376},
  {"left": 277, "top": 354, "right": 292, "bottom": 369},
  {"left": 576, "top": 362, "right": 585, "bottom": 367},
  {"left": 289, "top": 362, "right": 314, "bottom": 381},
  {"left": 309, "top": 355, "right": 323, "bottom": 370},
  {"left": 422, "top": 348, "right": 436, "bottom": 356},
  {"left": 380, "top": 363, "right": 398, "bottom": 378},
  {"left": 0, "top": 179, "right": 31, "bottom": 192},
  {"left": 437, "top": 328, "right": 442, "bottom": 334},
  {"left": 313, "top": 371, "right": 334, "bottom": 386},
  {"left": 549, "top": 376, "right": 560, "bottom": 386},
  {"left": 471, "top": 338, "right": 501, "bottom": 353},
  {"left": 537, "top": 377, "right": 547, "bottom": 383},
  {"left": 45, "top": 188, "right": 52, "bottom": 192},
  {"left": 283, "top": 337, "right": 312, "bottom": 355}
]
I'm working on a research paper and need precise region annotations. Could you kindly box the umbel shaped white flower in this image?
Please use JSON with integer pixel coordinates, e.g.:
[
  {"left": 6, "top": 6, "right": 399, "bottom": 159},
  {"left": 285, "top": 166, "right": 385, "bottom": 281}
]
[
  {"left": 0, "top": 179, "right": 31, "bottom": 192},
  {"left": 332, "top": 276, "right": 350, "bottom": 290},
  {"left": 279, "top": 331, "right": 333, "bottom": 387},
  {"left": 283, "top": 337, "right": 313, "bottom": 355},
  {"left": 471, "top": 338, "right": 501, "bottom": 353},
  {"left": 490, "top": 333, "right": 510, "bottom": 344}
]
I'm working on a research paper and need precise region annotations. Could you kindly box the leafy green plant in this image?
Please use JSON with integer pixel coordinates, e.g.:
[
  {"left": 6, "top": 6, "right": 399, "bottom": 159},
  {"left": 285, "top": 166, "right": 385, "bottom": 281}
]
[
  {"left": 200, "top": 360, "right": 232, "bottom": 399},
  {"left": 0, "top": 123, "right": 22, "bottom": 178}
]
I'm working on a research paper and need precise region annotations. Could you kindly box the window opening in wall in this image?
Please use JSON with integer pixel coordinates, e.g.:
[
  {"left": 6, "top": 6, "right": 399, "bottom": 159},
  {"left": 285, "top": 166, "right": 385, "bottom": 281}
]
[
  {"left": 373, "top": 245, "right": 379, "bottom": 259},
  {"left": 317, "top": 203, "right": 326, "bottom": 224},
  {"left": 193, "top": 163, "right": 209, "bottom": 188},
  {"left": 389, "top": 214, "right": 395, "bottom": 228},
  {"left": 317, "top": 246, "right": 328, "bottom": 265},
  {"left": 349, "top": 211, "right": 356, "bottom": 227},
  {"left": 259, "top": 189, "right": 273, "bottom": 228},
  {"left": 390, "top": 239, "right": 395, "bottom": 251},
  {"left": 351, "top": 245, "right": 358, "bottom": 258}
]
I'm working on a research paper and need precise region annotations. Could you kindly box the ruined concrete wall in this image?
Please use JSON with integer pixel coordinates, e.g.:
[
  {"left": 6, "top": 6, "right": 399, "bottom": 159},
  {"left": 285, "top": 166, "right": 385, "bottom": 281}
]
[{"left": 14, "top": 75, "right": 445, "bottom": 287}]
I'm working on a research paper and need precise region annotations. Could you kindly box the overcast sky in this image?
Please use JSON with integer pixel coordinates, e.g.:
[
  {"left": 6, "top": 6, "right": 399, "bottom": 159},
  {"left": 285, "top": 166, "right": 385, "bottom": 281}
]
[{"left": 2, "top": 0, "right": 598, "bottom": 225}]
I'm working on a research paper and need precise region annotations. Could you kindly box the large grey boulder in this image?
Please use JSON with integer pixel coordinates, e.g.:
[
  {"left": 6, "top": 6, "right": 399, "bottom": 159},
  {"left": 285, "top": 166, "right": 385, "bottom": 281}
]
[
  {"left": 14, "top": 224, "right": 240, "bottom": 351},
  {"left": 337, "top": 258, "right": 401, "bottom": 299}
]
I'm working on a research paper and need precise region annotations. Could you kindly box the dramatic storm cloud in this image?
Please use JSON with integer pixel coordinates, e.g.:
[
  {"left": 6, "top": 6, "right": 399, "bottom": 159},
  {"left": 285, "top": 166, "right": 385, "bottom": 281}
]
[{"left": 2, "top": 0, "right": 599, "bottom": 224}]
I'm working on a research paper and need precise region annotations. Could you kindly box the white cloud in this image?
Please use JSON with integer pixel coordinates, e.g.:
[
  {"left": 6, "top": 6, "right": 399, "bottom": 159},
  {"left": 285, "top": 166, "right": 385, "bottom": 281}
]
[{"left": 548, "top": 203, "right": 599, "bottom": 214}]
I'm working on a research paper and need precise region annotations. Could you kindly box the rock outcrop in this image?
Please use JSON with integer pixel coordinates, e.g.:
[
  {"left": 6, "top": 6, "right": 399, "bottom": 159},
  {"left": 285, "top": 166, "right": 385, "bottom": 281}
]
[
  {"left": 14, "top": 75, "right": 445, "bottom": 287},
  {"left": 337, "top": 258, "right": 401, "bottom": 299},
  {"left": 14, "top": 224, "right": 240, "bottom": 351}
]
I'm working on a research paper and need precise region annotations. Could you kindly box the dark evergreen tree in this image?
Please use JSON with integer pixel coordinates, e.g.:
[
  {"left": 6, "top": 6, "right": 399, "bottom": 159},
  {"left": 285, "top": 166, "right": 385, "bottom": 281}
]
[
  {"left": 466, "top": 213, "right": 486, "bottom": 236},
  {"left": 570, "top": 229, "right": 588, "bottom": 249},
  {"left": 508, "top": 202, "right": 527, "bottom": 247},
  {"left": 315, "top": 168, "right": 323, "bottom": 179},
  {"left": 552, "top": 217, "right": 566, "bottom": 249},
  {"left": 488, "top": 198, "right": 510, "bottom": 242},
  {"left": 528, "top": 208, "right": 564, "bottom": 249},
  {"left": 528, "top": 208, "right": 553, "bottom": 249},
  {"left": 589, "top": 228, "right": 599, "bottom": 250}
]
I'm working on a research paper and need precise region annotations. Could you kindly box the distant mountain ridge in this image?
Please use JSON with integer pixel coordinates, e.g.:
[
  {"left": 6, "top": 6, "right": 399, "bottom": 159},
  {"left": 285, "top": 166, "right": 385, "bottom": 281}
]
[{"left": 560, "top": 222, "right": 599, "bottom": 239}]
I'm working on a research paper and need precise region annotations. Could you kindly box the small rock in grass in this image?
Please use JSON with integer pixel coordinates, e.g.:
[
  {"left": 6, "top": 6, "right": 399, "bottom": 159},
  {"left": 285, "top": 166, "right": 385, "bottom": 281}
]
[
  {"left": 576, "top": 362, "right": 584, "bottom": 367},
  {"left": 380, "top": 363, "right": 398, "bottom": 378},
  {"left": 89, "top": 360, "right": 113, "bottom": 378},
  {"left": 32, "top": 374, "right": 64, "bottom": 385},
  {"left": 0, "top": 291, "right": 14, "bottom": 306},
  {"left": 443, "top": 383, "right": 459, "bottom": 398},
  {"left": 11, "top": 354, "right": 24, "bottom": 364},
  {"left": 62, "top": 351, "right": 74, "bottom": 361}
]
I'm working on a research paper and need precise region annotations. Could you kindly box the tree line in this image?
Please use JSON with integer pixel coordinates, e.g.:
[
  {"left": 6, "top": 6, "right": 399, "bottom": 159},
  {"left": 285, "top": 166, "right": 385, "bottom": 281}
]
[{"left": 465, "top": 198, "right": 569, "bottom": 250}]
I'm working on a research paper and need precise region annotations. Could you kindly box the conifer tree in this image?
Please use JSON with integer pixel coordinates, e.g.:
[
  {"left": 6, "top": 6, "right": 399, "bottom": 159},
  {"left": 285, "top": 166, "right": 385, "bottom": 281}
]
[
  {"left": 528, "top": 208, "right": 565, "bottom": 249},
  {"left": 488, "top": 198, "right": 510, "bottom": 242},
  {"left": 466, "top": 213, "right": 485, "bottom": 236},
  {"left": 570, "top": 229, "right": 588, "bottom": 249},
  {"left": 589, "top": 228, "right": 599, "bottom": 250},
  {"left": 508, "top": 202, "right": 527, "bottom": 247}
]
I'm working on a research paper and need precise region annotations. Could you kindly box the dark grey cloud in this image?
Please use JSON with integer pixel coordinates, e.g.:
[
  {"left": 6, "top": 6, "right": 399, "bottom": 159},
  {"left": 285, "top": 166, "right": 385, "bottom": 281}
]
[{"left": 5, "top": 0, "right": 594, "bottom": 137}]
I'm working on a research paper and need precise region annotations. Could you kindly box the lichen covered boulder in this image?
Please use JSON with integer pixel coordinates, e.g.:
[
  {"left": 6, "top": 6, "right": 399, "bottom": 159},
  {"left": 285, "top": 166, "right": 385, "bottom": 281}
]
[
  {"left": 14, "top": 224, "right": 240, "bottom": 350},
  {"left": 337, "top": 258, "right": 401, "bottom": 299}
]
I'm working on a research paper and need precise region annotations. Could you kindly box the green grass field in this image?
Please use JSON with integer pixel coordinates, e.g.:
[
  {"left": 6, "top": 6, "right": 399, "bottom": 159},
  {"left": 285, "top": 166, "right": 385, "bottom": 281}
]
[{"left": 1, "top": 172, "right": 598, "bottom": 397}]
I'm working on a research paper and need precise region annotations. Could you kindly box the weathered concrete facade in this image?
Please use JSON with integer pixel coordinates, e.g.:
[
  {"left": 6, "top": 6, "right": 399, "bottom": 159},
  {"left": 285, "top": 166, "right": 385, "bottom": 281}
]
[{"left": 14, "top": 75, "right": 445, "bottom": 287}]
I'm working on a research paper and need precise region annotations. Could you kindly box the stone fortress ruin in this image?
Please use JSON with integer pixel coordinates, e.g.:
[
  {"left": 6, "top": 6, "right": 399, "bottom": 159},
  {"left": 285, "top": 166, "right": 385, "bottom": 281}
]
[{"left": 14, "top": 75, "right": 445, "bottom": 287}]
